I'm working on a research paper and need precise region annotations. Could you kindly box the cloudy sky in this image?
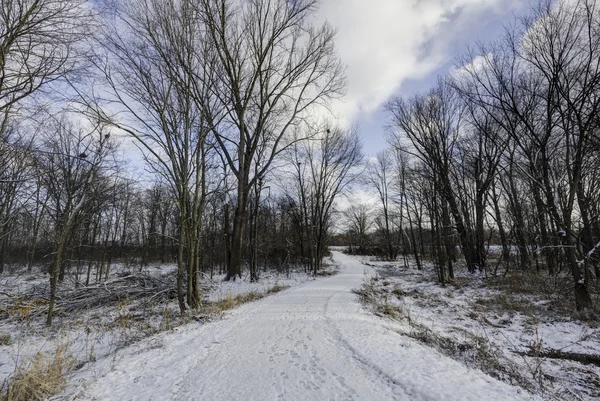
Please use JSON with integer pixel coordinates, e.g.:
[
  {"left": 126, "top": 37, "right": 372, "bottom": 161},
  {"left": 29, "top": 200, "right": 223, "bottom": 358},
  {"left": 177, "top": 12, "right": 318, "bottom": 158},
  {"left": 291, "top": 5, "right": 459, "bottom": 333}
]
[{"left": 316, "top": 0, "right": 527, "bottom": 156}]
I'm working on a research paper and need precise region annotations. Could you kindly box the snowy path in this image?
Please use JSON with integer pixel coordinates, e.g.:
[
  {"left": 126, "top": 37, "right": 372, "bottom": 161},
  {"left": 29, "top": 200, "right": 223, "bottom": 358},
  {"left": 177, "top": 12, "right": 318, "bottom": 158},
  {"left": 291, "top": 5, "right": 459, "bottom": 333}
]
[{"left": 74, "top": 252, "right": 535, "bottom": 401}]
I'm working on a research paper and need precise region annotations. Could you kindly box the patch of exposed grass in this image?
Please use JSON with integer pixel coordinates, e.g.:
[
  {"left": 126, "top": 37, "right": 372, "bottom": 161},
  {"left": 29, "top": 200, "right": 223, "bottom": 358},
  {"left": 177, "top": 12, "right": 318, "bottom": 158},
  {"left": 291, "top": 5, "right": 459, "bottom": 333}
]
[
  {"left": 414, "top": 292, "right": 447, "bottom": 309},
  {"left": 474, "top": 293, "right": 536, "bottom": 316},
  {"left": 214, "top": 292, "right": 263, "bottom": 312},
  {"left": 0, "top": 332, "right": 11, "bottom": 346},
  {"left": 377, "top": 303, "right": 399, "bottom": 318},
  {"left": 483, "top": 270, "right": 598, "bottom": 322},
  {"left": 215, "top": 295, "right": 240, "bottom": 311},
  {"left": 353, "top": 278, "right": 380, "bottom": 305},
  {"left": 316, "top": 267, "right": 338, "bottom": 277},
  {"left": 391, "top": 287, "right": 405, "bottom": 298},
  {"left": 0, "top": 343, "right": 75, "bottom": 401},
  {"left": 266, "top": 284, "right": 288, "bottom": 294},
  {"left": 236, "top": 291, "right": 264, "bottom": 304},
  {"left": 210, "top": 284, "right": 290, "bottom": 314},
  {"left": 354, "top": 277, "right": 401, "bottom": 319},
  {"left": 5, "top": 298, "right": 48, "bottom": 323}
]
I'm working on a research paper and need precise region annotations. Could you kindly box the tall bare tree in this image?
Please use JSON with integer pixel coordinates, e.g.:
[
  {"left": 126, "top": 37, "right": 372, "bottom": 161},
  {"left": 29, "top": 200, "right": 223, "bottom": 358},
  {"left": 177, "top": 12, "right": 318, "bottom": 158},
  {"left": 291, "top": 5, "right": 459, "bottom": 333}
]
[
  {"left": 35, "top": 115, "right": 114, "bottom": 325},
  {"left": 344, "top": 201, "right": 372, "bottom": 255},
  {"left": 367, "top": 150, "right": 396, "bottom": 260},
  {"left": 199, "top": 0, "right": 345, "bottom": 280},
  {"left": 289, "top": 125, "right": 362, "bottom": 274},
  {"left": 88, "top": 0, "right": 218, "bottom": 311}
]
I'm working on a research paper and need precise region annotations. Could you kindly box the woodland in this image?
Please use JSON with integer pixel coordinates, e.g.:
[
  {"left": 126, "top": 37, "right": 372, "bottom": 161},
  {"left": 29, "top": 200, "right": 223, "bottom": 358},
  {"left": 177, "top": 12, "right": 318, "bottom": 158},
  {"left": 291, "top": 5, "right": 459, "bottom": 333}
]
[{"left": 1, "top": 1, "right": 600, "bottom": 398}]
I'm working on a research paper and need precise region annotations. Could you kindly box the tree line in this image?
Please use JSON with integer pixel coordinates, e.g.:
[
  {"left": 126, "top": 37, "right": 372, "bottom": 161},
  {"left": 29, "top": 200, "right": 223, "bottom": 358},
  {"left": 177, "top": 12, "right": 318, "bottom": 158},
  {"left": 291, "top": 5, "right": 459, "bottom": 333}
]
[
  {"left": 348, "top": 0, "right": 600, "bottom": 311},
  {"left": 0, "top": 0, "right": 362, "bottom": 325},
  {"left": 3, "top": 0, "right": 599, "bottom": 326}
]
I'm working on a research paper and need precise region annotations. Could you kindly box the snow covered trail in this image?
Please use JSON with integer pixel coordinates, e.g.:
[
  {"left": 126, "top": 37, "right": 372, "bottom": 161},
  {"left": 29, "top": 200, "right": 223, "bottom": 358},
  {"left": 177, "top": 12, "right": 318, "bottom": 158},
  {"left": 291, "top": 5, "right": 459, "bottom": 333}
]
[{"left": 74, "top": 252, "right": 535, "bottom": 401}]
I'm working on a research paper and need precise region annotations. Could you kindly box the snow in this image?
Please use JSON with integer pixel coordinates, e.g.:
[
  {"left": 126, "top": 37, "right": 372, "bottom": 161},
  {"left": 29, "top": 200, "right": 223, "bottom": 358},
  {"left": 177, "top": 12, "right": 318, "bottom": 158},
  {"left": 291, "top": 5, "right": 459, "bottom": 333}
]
[
  {"left": 203, "top": 270, "right": 314, "bottom": 302},
  {"left": 0, "top": 263, "right": 317, "bottom": 394},
  {"left": 65, "top": 252, "right": 535, "bottom": 401},
  {"left": 355, "top": 255, "right": 600, "bottom": 400}
]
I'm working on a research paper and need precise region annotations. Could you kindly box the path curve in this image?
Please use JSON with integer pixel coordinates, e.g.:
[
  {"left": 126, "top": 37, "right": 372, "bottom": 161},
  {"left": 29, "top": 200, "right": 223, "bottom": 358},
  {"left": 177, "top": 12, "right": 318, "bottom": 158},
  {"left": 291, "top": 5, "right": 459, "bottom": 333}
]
[{"left": 75, "top": 252, "right": 535, "bottom": 401}]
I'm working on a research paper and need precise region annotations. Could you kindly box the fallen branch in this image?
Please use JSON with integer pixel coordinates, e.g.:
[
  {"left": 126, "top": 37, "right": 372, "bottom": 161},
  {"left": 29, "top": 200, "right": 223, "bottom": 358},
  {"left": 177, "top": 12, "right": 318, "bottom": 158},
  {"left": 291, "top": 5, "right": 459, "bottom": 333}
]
[
  {"left": 514, "top": 349, "right": 600, "bottom": 367},
  {"left": 1, "top": 272, "right": 187, "bottom": 319}
]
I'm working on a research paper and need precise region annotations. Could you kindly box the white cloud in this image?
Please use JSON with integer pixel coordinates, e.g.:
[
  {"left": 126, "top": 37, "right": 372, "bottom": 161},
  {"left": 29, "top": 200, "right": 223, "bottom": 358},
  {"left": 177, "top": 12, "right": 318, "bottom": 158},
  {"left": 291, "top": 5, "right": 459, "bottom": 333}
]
[
  {"left": 316, "top": 0, "right": 522, "bottom": 123},
  {"left": 449, "top": 52, "right": 492, "bottom": 81}
]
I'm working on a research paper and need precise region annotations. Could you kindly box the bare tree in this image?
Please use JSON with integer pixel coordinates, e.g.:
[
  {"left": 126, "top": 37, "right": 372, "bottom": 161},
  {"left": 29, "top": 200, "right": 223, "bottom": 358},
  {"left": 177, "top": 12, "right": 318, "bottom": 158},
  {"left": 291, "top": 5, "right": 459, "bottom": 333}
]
[
  {"left": 344, "top": 201, "right": 372, "bottom": 255},
  {"left": 367, "top": 150, "right": 396, "bottom": 260},
  {"left": 88, "top": 0, "right": 218, "bottom": 311},
  {"left": 199, "top": 0, "right": 345, "bottom": 280},
  {"left": 0, "top": 0, "right": 92, "bottom": 136},
  {"left": 289, "top": 125, "right": 363, "bottom": 274},
  {"left": 35, "top": 115, "right": 114, "bottom": 325}
]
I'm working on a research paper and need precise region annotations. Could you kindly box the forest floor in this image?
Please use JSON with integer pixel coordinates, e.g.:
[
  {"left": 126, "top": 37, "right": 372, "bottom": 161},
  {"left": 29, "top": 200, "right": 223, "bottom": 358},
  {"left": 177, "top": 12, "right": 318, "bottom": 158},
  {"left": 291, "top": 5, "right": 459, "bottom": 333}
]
[
  {"left": 356, "top": 255, "right": 600, "bottom": 401},
  {"left": 51, "top": 252, "right": 536, "bottom": 400},
  {"left": 0, "top": 261, "right": 326, "bottom": 400}
]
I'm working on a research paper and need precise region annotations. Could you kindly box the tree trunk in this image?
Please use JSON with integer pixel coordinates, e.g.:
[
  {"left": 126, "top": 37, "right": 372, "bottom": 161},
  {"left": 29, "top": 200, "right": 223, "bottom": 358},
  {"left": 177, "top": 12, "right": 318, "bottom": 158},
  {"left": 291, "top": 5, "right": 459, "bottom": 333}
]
[
  {"left": 504, "top": 170, "right": 529, "bottom": 270},
  {"left": 474, "top": 191, "right": 486, "bottom": 272},
  {"left": 441, "top": 197, "right": 454, "bottom": 281},
  {"left": 407, "top": 205, "right": 422, "bottom": 270},
  {"left": 47, "top": 237, "right": 66, "bottom": 326},
  {"left": 441, "top": 175, "right": 475, "bottom": 273},
  {"left": 227, "top": 181, "right": 249, "bottom": 281},
  {"left": 432, "top": 180, "right": 446, "bottom": 285},
  {"left": 532, "top": 184, "right": 555, "bottom": 275},
  {"left": 491, "top": 184, "right": 510, "bottom": 274},
  {"left": 177, "top": 206, "right": 187, "bottom": 314}
]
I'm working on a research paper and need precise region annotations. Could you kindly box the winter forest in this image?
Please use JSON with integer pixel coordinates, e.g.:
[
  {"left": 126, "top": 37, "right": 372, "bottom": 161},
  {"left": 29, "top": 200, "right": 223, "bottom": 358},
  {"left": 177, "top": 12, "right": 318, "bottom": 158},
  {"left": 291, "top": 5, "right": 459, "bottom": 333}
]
[{"left": 1, "top": 0, "right": 600, "bottom": 400}]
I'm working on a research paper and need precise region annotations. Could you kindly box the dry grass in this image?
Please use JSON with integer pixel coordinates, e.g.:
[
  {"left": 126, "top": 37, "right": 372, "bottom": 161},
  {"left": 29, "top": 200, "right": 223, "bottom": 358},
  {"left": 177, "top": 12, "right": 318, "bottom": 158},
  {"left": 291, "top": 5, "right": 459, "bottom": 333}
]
[
  {"left": 0, "top": 344, "right": 75, "bottom": 401},
  {"left": 0, "top": 333, "right": 11, "bottom": 346},
  {"left": 316, "top": 269, "right": 337, "bottom": 277},
  {"left": 353, "top": 278, "right": 380, "bottom": 306},
  {"left": 475, "top": 270, "right": 600, "bottom": 323},
  {"left": 216, "top": 296, "right": 239, "bottom": 311},
  {"left": 209, "top": 284, "right": 289, "bottom": 314},
  {"left": 208, "top": 292, "right": 262, "bottom": 314},
  {"left": 356, "top": 277, "right": 531, "bottom": 390},
  {"left": 474, "top": 293, "right": 536, "bottom": 316},
  {"left": 266, "top": 284, "right": 287, "bottom": 294},
  {"left": 3, "top": 298, "right": 48, "bottom": 324},
  {"left": 354, "top": 278, "right": 400, "bottom": 319}
]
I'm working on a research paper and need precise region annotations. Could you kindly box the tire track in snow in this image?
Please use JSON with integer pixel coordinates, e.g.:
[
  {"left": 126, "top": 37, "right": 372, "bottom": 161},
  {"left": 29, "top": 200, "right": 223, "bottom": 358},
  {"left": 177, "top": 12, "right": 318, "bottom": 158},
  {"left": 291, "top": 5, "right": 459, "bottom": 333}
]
[{"left": 323, "top": 291, "right": 416, "bottom": 400}]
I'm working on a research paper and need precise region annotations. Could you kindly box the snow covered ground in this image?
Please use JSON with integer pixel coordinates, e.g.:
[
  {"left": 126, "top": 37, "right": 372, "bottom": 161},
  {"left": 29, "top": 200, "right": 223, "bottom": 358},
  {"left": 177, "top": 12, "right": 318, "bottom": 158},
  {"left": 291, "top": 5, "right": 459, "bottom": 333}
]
[
  {"left": 356, "top": 255, "right": 600, "bottom": 400},
  {"left": 62, "top": 252, "right": 536, "bottom": 401},
  {"left": 0, "top": 262, "right": 319, "bottom": 396}
]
